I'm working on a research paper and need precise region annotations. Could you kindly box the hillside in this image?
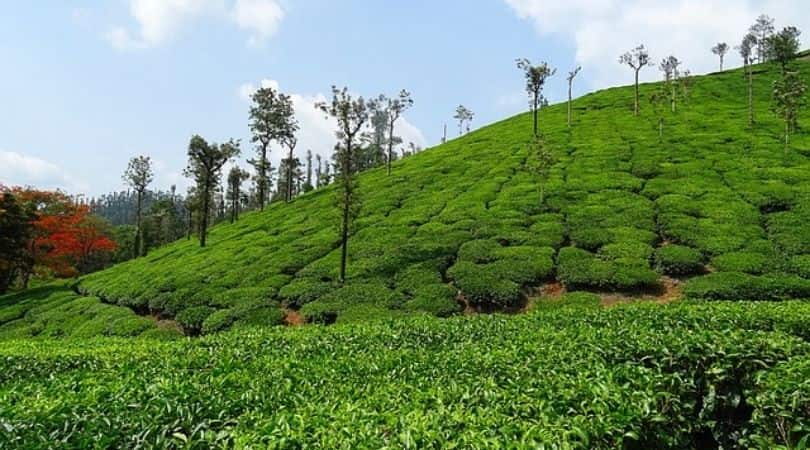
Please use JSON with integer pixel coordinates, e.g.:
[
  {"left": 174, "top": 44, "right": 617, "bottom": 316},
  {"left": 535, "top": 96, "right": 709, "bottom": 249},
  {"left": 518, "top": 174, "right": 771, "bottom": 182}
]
[{"left": 3, "top": 59, "right": 810, "bottom": 338}]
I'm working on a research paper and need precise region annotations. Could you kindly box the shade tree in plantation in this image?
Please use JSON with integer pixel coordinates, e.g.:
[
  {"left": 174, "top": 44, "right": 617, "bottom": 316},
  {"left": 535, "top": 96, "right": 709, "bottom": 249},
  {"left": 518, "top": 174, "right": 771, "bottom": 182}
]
[
  {"left": 248, "top": 87, "right": 297, "bottom": 210},
  {"left": 772, "top": 70, "right": 807, "bottom": 154},
  {"left": 527, "top": 137, "right": 555, "bottom": 207},
  {"left": 766, "top": 26, "right": 801, "bottom": 74},
  {"left": 227, "top": 166, "right": 250, "bottom": 223},
  {"left": 566, "top": 66, "right": 581, "bottom": 127},
  {"left": 316, "top": 86, "right": 369, "bottom": 284},
  {"left": 0, "top": 189, "right": 33, "bottom": 294},
  {"left": 516, "top": 59, "right": 556, "bottom": 136},
  {"left": 738, "top": 33, "right": 758, "bottom": 127},
  {"left": 750, "top": 14, "right": 775, "bottom": 62},
  {"left": 659, "top": 55, "right": 682, "bottom": 112},
  {"left": 303, "top": 150, "right": 314, "bottom": 192},
  {"left": 619, "top": 45, "right": 653, "bottom": 116},
  {"left": 711, "top": 42, "right": 729, "bottom": 71},
  {"left": 184, "top": 135, "right": 240, "bottom": 247},
  {"left": 122, "top": 155, "right": 153, "bottom": 257},
  {"left": 282, "top": 135, "right": 298, "bottom": 202},
  {"left": 453, "top": 105, "right": 474, "bottom": 136},
  {"left": 372, "top": 90, "right": 413, "bottom": 175}
]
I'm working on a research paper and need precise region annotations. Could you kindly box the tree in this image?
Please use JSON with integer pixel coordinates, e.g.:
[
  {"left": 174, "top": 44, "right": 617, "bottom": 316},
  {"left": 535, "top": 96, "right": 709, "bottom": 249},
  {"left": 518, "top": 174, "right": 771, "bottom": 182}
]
[
  {"left": 711, "top": 42, "right": 729, "bottom": 71},
  {"left": 0, "top": 189, "right": 33, "bottom": 294},
  {"left": 282, "top": 135, "right": 298, "bottom": 202},
  {"left": 619, "top": 45, "right": 653, "bottom": 116},
  {"left": 766, "top": 26, "right": 801, "bottom": 74},
  {"left": 303, "top": 150, "right": 314, "bottom": 192},
  {"left": 738, "top": 33, "right": 758, "bottom": 127},
  {"left": 566, "top": 66, "right": 582, "bottom": 128},
  {"left": 528, "top": 137, "right": 555, "bottom": 207},
  {"left": 184, "top": 135, "right": 240, "bottom": 247},
  {"left": 315, "top": 154, "right": 323, "bottom": 187},
  {"left": 316, "top": 86, "right": 369, "bottom": 284},
  {"left": 650, "top": 84, "right": 669, "bottom": 141},
  {"left": 453, "top": 105, "right": 474, "bottom": 135},
  {"left": 122, "top": 155, "right": 153, "bottom": 257},
  {"left": 227, "top": 166, "right": 250, "bottom": 223},
  {"left": 374, "top": 90, "right": 413, "bottom": 175},
  {"left": 659, "top": 55, "right": 682, "bottom": 112},
  {"left": 248, "top": 87, "right": 297, "bottom": 210},
  {"left": 772, "top": 70, "right": 807, "bottom": 155},
  {"left": 516, "top": 59, "right": 556, "bottom": 136},
  {"left": 750, "top": 14, "right": 775, "bottom": 62}
]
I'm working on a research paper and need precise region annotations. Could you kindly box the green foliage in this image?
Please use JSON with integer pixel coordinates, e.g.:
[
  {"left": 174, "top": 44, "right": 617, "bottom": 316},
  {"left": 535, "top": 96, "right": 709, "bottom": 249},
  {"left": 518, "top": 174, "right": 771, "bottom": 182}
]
[
  {"left": 684, "top": 272, "right": 810, "bottom": 301},
  {"left": 175, "top": 306, "right": 216, "bottom": 335},
  {"left": 654, "top": 245, "right": 704, "bottom": 275}
]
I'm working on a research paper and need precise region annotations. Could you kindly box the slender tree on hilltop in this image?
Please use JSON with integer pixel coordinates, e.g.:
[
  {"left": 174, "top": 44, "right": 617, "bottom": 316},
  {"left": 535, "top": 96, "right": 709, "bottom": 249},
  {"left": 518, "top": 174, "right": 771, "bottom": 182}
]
[
  {"left": 766, "top": 26, "right": 802, "bottom": 74},
  {"left": 453, "top": 105, "right": 474, "bottom": 136},
  {"left": 772, "top": 70, "right": 807, "bottom": 155},
  {"left": 750, "top": 14, "right": 775, "bottom": 62},
  {"left": 738, "top": 33, "right": 758, "bottom": 127},
  {"left": 122, "top": 155, "right": 153, "bottom": 257},
  {"left": 304, "top": 149, "right": 314, "bottom": 192},
  {"left": 374, "top": 90, "right": 413, "bottom": 175},
  {"left": 566, "top": 66, "right": 582, "bottom": 128},
  {"left": 315, "top": 154, "right": 322, "bottom": 187},
  {"left": 517, "top": 58, "right": 556, "bottom": 136},
  {"left": 184, "top": 135, "right": 240, "bottom": 247},
  {"left": 317, "top": 86, "right": 369, "bottom": 284},
  {"left": 711, "top": 42, "right": 729, "bottom": 71},
  {"left": 248, "top": 86, "right": 297, "bottom": 210},
  {"left": 528, "top": 137, "right": 555, "bottom": 207},
  {"left": 619, "top": 45, "right": 653, "bottom": 116},
  {"left": 659, "top": 55, "right": 682, "bottom": 113},
  {"left": 283, "top": 135, "right": 298, "bottom": 202},
  {"left": 227, "top": 166, "right": 249, "bottom": 223}
]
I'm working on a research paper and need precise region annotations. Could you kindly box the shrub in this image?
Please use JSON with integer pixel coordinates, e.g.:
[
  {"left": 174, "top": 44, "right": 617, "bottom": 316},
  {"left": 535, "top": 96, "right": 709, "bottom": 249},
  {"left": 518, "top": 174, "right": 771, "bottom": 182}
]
[
  {"left": 457, "top": 239, "right": 500, "bottom": 263},
  {"left": 711, "top": 252, "right": 770, "bottom": 275},
  {"left": 684, "top": 272, "right": 810, "bottom": 300},
  {"left": 176, "top": 306, "right": 216, "bottom": 335},
  {"left": 403, "top": 284, "right": 460, "bottom": 317},
  {"left": 278, "top": 279, "right": 333, "bottom": 308},
  {"left": 654, "top": 245, "right": 704, "bottom": 275},
  {"left": 447, "top": 261, "right": 521, "bottom": 308}
]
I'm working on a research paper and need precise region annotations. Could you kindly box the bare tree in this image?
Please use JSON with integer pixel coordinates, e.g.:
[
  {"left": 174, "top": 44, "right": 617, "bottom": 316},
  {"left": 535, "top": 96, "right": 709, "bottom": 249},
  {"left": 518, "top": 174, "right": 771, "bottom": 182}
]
[
  {"left": 516, "top": 59, "right": 556, "bottom": 135},
  {"left": 659, "top": 55, "right": 682, "bottom": 112},
  {"left": 619, "top": 45, "right": 653, "bottom": 116},
  {"left": 316, "top": 86, "right": 369, "bottom": 284},
  {"left": 711, "top": 42, "right": 729, "bottom": 71},
  {"left": 566, "top": 66, "right": 582, "bottom": 127},
  {"left": 122, "top": 155, "right": 153, "bottom": 257}
]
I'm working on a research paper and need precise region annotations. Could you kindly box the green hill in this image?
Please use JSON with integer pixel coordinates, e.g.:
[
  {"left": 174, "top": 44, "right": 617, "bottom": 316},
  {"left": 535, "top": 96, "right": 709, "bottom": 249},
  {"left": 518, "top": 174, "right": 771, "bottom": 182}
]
[{"left": 3, "top": 58, "right": 810, "bottom": 337}]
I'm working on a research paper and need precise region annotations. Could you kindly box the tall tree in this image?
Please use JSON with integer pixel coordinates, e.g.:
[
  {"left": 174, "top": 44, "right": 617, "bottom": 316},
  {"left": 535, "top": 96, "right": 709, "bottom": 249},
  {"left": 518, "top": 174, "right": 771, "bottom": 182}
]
[
  {"left": 122, "top": 155, "right": 153, "bottom": 257},
  {"left": 315, "top": 154, "right": 323, "bottom": 187},
  {"left": 738, "top": 33, "right": 758, "bottom": 127},
  {"left": 566, "top": 66, "right": 582, "bottom": 128},
  {"left": 317, "top": 86, "right": 369, "bottom": 284},
  {"left": 375, "top": 90, "right": 413, "bottom": 175},
  {"left": 304, "top": 150, "right": 314, "bottom": 192},
  {"left": 619, "top": 45, "right": 653, "bottom": 116},
  {"left": 453, "top": 105, "right": 474, "bottom": 135},
  {"left": 227, "top": 166, "right": 250, "bottom": 223},
  {"left": 711, "top": 42, "right": 729, "bottom": 71},
  {"left": 184, "top": 135, "right": 240, "bottom": 247},
  {"left": 528, "top": 137, "right": 555, "bottom": 207},
  {"left": 659, "top": 55, "right": 682, "bottom": 112},
  {"left": 283, "top": 135, "right": 298, "bottom": 202},
  {"left": 248, "top": 87, "right": 297, "bottom": 210},
  {"left": 766, "top": 26, "right": 802, "bottom": 74},
  {"left": 772, "top": 70, "right": 807, "bottom": 155},
  {"left": 750, "top": 14, "right": 775, "bottom": 62},
  {"left": 0, "top": 189, "right": 33, "bottom": 294},
  {"left": 516, "top": 59, "right": 556, "bottom": 136}
]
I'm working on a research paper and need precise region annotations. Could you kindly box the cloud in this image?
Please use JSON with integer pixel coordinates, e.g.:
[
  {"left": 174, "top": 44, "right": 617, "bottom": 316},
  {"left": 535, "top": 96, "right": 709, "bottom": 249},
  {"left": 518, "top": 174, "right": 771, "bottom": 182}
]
[
  {"left": 237, "top": 80, "right": 426, "bottom": 170},
  {"left": 0, "top": 150, "right": 87, "bottom": 193},
  {"left": 231, "top": 0, "right": 285, "bottom": 46},
  {"left": 503, "top": 0, "right": 810, "bottom": 89},
  {"left": 106, "top": 0, "right": 284, "bottom": 50}
]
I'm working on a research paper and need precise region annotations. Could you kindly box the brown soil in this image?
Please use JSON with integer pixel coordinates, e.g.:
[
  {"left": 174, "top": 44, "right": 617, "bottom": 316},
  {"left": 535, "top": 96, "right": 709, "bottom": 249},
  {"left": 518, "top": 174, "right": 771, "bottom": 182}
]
[
  {"left": 146, "top": 313, "right": 183, "bottom": 333},
  {"left": 284, "top": 309, "right": 306, "bottom": 326},
  {"left": 600, "top": 276, "right": 683, "bottom": 307},
  {"left": 456, "top": 292, "right": 476, "bottom": 315}
]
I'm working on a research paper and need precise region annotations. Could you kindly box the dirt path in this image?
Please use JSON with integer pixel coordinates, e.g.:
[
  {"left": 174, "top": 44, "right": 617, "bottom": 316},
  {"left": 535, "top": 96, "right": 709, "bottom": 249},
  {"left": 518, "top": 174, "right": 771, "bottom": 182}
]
[
  {"left": 284, "top": 309, "right": 306, "bottom": 326},
  {"left": 600, "top": 276, "right": 683, "bottom": 307}
]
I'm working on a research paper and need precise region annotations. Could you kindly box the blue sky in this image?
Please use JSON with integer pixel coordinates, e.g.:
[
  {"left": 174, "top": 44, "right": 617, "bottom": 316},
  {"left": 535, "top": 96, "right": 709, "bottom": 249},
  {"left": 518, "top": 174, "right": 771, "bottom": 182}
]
[{"left": 1, "top": 1, "right": 807, "bottom": 196}]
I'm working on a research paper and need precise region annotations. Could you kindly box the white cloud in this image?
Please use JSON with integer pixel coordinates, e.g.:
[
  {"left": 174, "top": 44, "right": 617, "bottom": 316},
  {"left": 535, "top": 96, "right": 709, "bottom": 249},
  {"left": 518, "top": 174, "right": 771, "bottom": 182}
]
[
  {"left": 237, "top": 80, "right": 426, "bottom": 171},
  {"left": 504, "top": 0, "right": 810, "bottom": 89},
  {"left": 0, "top": 150, "right": 87, "bottom": 193},
  {"left": 231, "top": 0, "right": 285, "bottom": 46},
  {"left": 106, "top": 0, "right": 283, "bottom": 50}
]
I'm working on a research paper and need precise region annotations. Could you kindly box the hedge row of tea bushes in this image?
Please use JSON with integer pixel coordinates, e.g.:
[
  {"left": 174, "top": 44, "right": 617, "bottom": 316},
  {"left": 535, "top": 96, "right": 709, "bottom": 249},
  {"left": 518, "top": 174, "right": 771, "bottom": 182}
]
[
  {"left": 71, "top": 59, "right": 810, "bottom": 331},
  {"left": 0, "top": 285, "right": 175, "bottom": 339},
  {"left": 0, "top": 300, "right": 808, "bottom": 448}
]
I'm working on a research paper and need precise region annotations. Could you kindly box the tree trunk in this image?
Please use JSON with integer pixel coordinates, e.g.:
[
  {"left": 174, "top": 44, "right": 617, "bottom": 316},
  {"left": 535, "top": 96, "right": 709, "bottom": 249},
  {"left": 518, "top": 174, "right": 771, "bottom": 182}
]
[
  {"left": 533, "top": 92, "right": 539, "bottom": 136},
  {"left": 259, "top": 144, "right": 268, "bottom": 210},
  {"left": 339, "top": 139, "right": 352, "bottom": 284},
  {"left": 567, "top": 81, "right": 572, "bottom": 127},
  {"left": 720, "top": 55, "right": 724, "bottom": 71},
  {"left": 287, "top": 146, "right": 294, "bottom": 202},
  {"left": 785, "top": 115, "right": 790, "bottom": 157},
  {"left": 386, "top": 119, "right": 395, "bottom": 175},
  {"left": 134, "top": 191, "right": 142, "bottom": 257},
  {"left": 634, "top": 69, "right": 640, "bottom": 116},
  {"left": 671, "top": 84, "right": 676, "bottom": 113},
  {"left": 200, "top": 177, "right": 210, "bottom": 248},
  {"left": 748, "top": 66, "right": 754, "bottom": 127}
]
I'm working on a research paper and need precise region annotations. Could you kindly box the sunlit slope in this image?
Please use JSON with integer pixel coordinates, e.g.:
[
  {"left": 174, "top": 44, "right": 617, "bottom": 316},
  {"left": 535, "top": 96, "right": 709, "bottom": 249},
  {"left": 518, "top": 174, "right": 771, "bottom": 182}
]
[{"left": 70, "top": 59, "right": 810, "bottom": 331}]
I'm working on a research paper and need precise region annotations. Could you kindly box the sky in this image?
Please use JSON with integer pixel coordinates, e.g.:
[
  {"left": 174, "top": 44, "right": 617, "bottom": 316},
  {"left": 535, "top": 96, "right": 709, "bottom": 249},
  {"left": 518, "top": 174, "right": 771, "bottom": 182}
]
[{"left": 1, "top": 0, "right": 809, "bottom": 197}]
